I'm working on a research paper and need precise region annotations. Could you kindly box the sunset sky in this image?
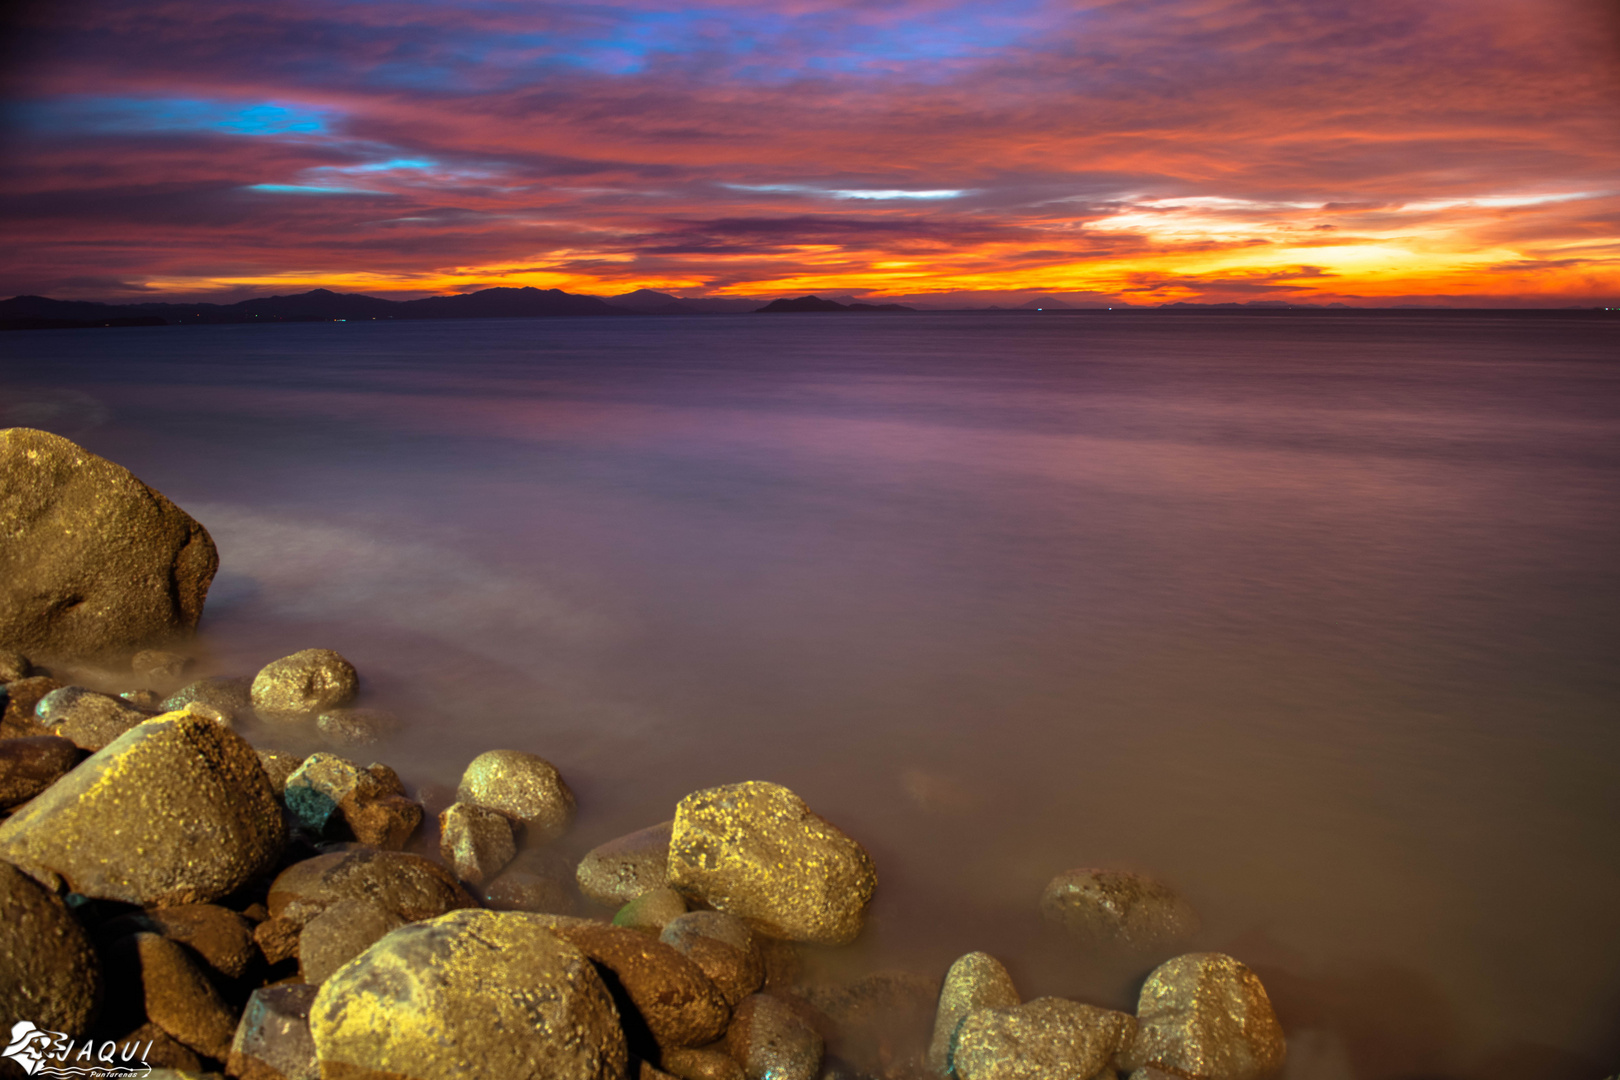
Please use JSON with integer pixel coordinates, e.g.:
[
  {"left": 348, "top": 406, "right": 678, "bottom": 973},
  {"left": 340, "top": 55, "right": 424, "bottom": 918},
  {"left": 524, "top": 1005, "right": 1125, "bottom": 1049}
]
[{"left": 2, "top": 0, "right": 1618, "bottom": 306}]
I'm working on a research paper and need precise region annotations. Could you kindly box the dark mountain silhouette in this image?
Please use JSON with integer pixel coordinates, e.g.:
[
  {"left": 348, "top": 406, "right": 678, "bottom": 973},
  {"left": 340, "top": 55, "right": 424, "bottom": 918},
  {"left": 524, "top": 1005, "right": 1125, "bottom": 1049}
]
[
  {"left": 609, "top": 289, "right": 761, "bottom": 314},
  {"left": 755, "top": 295, "right": 913, "bottom": 312}
]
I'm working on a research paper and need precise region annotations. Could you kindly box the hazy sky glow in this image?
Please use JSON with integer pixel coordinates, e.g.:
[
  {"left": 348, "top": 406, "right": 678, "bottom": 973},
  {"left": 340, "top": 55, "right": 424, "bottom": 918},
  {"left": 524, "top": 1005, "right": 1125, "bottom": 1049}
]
[{"left": 3, "top": 0, "right": 1618, "bottom": 304}]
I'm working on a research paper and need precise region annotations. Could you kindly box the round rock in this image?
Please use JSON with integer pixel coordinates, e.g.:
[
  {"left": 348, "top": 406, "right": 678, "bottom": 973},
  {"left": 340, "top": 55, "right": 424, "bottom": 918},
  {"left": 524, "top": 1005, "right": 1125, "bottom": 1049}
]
[
  {"left": 1119, "top": 952, "right": 1286, "bottom": 1080},
  {"left": 35, "top": 685, "right": 150, "bottom": 751},
  {"left": 950, "top": 997, "right": 1137, "bottom": 1080},
  {"left": 928, "top": 952, "right": 1020, "bottom": 1073},
  {"left": 0, "top": 859, "right": 102, "bottom": 1037},
  {"left": 161, "top": 676, "right": 252, "bottom": 721},
  {"left": 577, "top": 820, "right": 673, "bottom": 907},
  {"left": 0, "top": 711, "right": 285, "bottom": 906},
  {"left": 667, "top": 781, "right": 876, "bottom": 945},
  {"left": 0, "top": 428, "right": 218, "bottom": 663},
  {"left": 458, "top": 749, "right": 576, "bottom": 840},
  {"left": 1040, "top": 868, "right": 1199, "bottom": 953},
  {"left": 659, "top": 911, "right": 764, "bottom": 1008},
  {"left": 725, "top": 993, "right": 824, "bottom": 1080},
  {"left": 251, "top": 649, "right": 359, "bottom": 715},
  {"left": 310, "top": 908, "right": 628, "bottom": 1080}
]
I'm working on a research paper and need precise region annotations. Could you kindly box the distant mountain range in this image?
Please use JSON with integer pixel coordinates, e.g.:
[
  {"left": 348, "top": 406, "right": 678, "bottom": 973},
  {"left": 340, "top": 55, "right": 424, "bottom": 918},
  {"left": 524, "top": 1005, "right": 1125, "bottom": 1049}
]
[{"left": 0, "top": 286, "right": 913, "bottom": 330}]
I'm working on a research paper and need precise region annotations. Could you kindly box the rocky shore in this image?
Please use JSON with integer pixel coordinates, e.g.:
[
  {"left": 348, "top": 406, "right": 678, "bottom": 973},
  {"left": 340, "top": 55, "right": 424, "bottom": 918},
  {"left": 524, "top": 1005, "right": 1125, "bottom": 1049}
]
[{"left": 0, "top": 427, "right": 1287, "bottom": 1080}]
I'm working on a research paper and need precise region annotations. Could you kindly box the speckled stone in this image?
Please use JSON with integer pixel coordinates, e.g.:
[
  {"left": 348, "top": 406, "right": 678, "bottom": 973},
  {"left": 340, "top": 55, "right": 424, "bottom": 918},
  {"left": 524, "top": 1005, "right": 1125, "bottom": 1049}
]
[
  {"left": 0, "top": 735, "right": 79, "bottom": 808},
  {"left": 1118, "top": 953, "right": 1286, "bottom": 1080},
  {"left": 310, "top": 908, "right": 628, "bottom": 1080},
  {"left": 577, "top": 820, "right": 673, "bottom": 906},
  {"left": 725, "top": 993, "right": 824, "bottom": 1080},
  {"left": 0, "top": 428, "right": 218, "bottom": 663},
  {"left": 160, "top": 676, "right": 252, "bottom": 722},
  {"left": 457, "top": 748, "right": 577, "bottom": 840},
  {"left": 257, "top": 750, "right": 305, "bottom": 795},
  {"left": 250, "top": 650, "right": 358, "bottom": 716},
  {"left": 660, "top": 1046, "right": 745, "bottom": 1080},
  {"left": 927, "top": 952, "right": 1020, "bottom": 1074},
  {"left": 226, "top": 984, "right": 320, "bottom": 1080},
  {"left": 439, "top": 800, "right": 517, "bottom": 888},
  {"left": 950, "top": 997, "right": 1136, "bottom": 1080},
  {"left": 345, "top": 794, "right": 422, "bottom": 850},
  {"left": 366, "top": 761, "right": 406, "bottom": 796},
  {"left": 0, "top": 859, "right": 102, "bottom": 1037},
  {"left": 119, "top": 931, "right": 239, "bottom": 1060},
  {"left": 35, "top": 685, "right": 150, "bottom": 751},
  {"left": 549, "top": 921, "right": 731, "bottom": 1051},
  {"left": 614, "top": 885, "right": 688, "bottom": 933},
  {"left": 299, "top": 897, "right": 405, "bottom": 985},
  {"left": 659, "top": 910, "right": 763, "bottom": 1008},
  {"left": 283, "top": 752, "right": 381, "bottom": 837},
  {"left": 667, "top": 781, "right": 877, "bottom": 945},
  {"left": 0, "top": 711, "right": 285, "bottom": 906},
  {"left": 2, "top": 675, "right": 62, "bottom": 738},
  {"left": 1040, "top": 869, "right": 1199, "bottom": 953},
  {"left": 266, "top": 848, "right": 476, "bottom": 927}
]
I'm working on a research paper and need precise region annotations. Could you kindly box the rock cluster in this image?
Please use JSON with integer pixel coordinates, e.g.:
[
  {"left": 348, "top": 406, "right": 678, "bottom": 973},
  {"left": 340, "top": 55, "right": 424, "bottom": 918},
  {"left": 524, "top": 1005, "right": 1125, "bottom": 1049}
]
[{"left": 0, "top": 435, "right": 1289, "bottom": 1080}]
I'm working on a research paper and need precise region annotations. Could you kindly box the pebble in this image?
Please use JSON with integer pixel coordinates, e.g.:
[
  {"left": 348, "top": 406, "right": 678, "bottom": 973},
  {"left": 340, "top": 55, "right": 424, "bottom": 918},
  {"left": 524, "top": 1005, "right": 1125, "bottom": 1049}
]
[
  {"left": 1119, "top": 952, "right": 1286, "bottom": 1080},
  {"left": 660, "top": 1046, "right": 746, "bottom": 1080},
  {"left": 0, "top": 650, "right": 31, "bottom": 683},
  {"left": 2, "top": 675, "right": 63, "bottom": 737},
  {"left": 266, "top": 847, "right": 477, "bottom": 927},
  {"left": 126, "top": 903, "right": 259, "bottom": 981},
  {"left": 132, "top": 649, "right": 193, "bottom": 685},
  {"left": 257, "top": 749, "right": 306, "bottom": 795},
  {"left": 315, "top": 706, "right": 397, "bottom": 749},
  {"left": 250, "top": 649, "right": 359, "bottom": 716},
  {"left": 161, "top": 676, "right": 252, "bottom": 721},
  {"left": 310, "top": 909, "right": 627, "bottom": 1080},
  {"left": 457, "top": 748, "right": 577, "bottom": 840},
  {"left": 115, "top": 931, "right": 240, "bottom": 1060},
  {"left": 577, "top": 819, "right": 674, "bottom": 906},
  {"left": 667, "top": 781, "right": 877, "bottom": 945}
]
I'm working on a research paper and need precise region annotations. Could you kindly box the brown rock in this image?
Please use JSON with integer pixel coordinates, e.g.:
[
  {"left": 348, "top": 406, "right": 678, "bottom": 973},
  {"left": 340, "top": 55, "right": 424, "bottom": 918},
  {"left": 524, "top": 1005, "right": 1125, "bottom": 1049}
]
[
  {"left": 251, "top": 650, "right": 358, "bottom": 716},
  {"left": 439, "top": 800, "right": 517, "bottom": 888},
  {"left": 1118, "top": 953, "right": 1286, "bottom": 1080},
  {"left": 458, "top": 748, "right": 576, "bottom": 840},
  {"left": 345, "top": 793, "right": 421, "bottom": 850},
  {"left": 0, "top": 735, "right": 79, "bottom": 808},
  {"left": 310, "top": 908, "right": 627, "bottom": 1080},
  {"left": 315, "top": 707, "right": 396, "bottom": 749},
  {"left": 2, "top": 675, "right": 61, "bottom": 738},
  {"left": 577, "top": 819, "right": 673, "bottom": 906},
  {"left": 266, "top": 847, "right": 476, "bottom": 926},
  {"left": 365, "top": 762, "right": 405, "bottom": 796},
  {"left": 298, "top": 898, "right": 405, "bottom": 986},
  {"left": 949, "top": 997, "right": 1136, "bottom": 1080},
  {"left": 0, "top": 428, "right": 218, "bottom": 663},
  {"left": 1040, "top": 869, "right": 1199, "bottom": 954},
  {"left": 122, "top": 1022, "right": 205, "bottom": 1074},
  {"left": 613, "top": 885, "right": 688, "bottom": 933},
  {"left": 725, "top": 993, "right": 824, "bottom": 1080},
  {"left": 257, "top": 750, "right": 305, "bottom": 795},
  {"left": 667, "top": 782, "right": 877, "bottom": 945},
  {"left": 660, "top": 1047, "right": 745, "bottom": 1080},
  {"left": 757, "top": 938, "right": 803, "bottom": 990},
  {"left": 227, "top": 984, "right": 320, "bottom": 1080},
  {"left": 161, "top": 676, "right": 252, "bottom": 722},
  {"left": 254, "top": 916, "right": 302, "bottom": 965},
  {"left": 0, "top": 650, "right": 31, "bottom": 683},
  {"left": 141, "top": 904, "right": 258, "bottom": 981},
  {"left": 550, "top": 921, "right": 731, "bottom": 1051},
  {"left": 120, "top": 931, "right": 239, "bottom": 1060},
  {"left": 282, "top": 752, "right": 381, "bottom": 837},
  {"left": 659, "top": 911, "right": 763, "bottom": 1007},
  {"left": 35, "top": 685, "right": 150, "bottom": 751},
  {"left": 0, "top": 711, "right": 285, "bottom": 906},
  {"left": 928, "top": 952, "right": 1020, "bottom": 1074},
  {"left": 0, "top": 859, "right": 102, "bottom": 1037}
]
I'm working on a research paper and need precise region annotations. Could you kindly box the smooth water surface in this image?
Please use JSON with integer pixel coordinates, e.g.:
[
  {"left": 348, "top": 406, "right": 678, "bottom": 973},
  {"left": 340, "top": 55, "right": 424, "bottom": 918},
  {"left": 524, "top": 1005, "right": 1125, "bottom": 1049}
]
[{"left": 4, "top": 311, "right": 1618, "bottom": 1078}]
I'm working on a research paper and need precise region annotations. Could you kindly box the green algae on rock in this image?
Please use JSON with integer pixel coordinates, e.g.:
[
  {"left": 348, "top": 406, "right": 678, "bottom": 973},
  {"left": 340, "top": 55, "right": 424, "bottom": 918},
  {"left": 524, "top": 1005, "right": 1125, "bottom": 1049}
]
[
  {"left": 0, "top": 711, "right": 284, "bottom": 906},
  {"left": 667, "top": 781, "right": 877, "bottom": 945},
  {"left": 310, "top": 909, "right": 628, "bottom": 1080}
]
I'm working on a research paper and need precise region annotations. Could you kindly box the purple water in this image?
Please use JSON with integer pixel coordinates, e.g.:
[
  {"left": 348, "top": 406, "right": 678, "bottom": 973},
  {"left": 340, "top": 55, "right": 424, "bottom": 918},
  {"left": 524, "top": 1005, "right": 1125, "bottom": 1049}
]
[{"left": 4, "top": 310, "right": 1618, "bottom": 1078}]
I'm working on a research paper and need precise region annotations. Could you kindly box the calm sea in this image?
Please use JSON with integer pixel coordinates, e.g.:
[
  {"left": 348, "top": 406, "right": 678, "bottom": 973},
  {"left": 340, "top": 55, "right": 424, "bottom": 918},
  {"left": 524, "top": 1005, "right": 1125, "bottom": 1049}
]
[{"left": 3, "top": 310, "right": 1618, "bottom": 1078}]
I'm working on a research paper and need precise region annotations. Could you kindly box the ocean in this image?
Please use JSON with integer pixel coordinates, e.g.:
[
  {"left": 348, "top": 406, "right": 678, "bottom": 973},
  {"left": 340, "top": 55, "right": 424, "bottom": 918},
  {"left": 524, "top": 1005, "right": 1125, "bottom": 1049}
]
[{"left": 3, "top": 309, "right": 1618, "bottom": 1078}]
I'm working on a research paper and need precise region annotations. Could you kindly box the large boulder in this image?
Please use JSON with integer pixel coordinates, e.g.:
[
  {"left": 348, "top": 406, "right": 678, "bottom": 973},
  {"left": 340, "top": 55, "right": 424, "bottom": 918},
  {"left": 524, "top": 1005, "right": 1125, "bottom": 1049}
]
[
  {"left": 310, "top": 909, "right": 628, "bottom": 1080},
  {"left": 0, "top": 859, "right": 102, "bottom": 1038},
  {"left": 0, "top": 711, "right": 285, "bottom": 905},
  {"left": 1040, "top": 868, "right": 1199, "bottom": 954},
  {"left": 928, "top": 952, "right": 1020, "bottom": 1073},
  {"left": 667, "top": 782, "right": 876, "bottom": 945},
  {"left": 950, "top": 997, "right": 1136, "bottom": 1080},
  {"left": 0, "top": 428, "right": 217, "bottom": 663},
  {"left": 1118, "top": 953, "right": 1286, "bottom": 1080}
]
